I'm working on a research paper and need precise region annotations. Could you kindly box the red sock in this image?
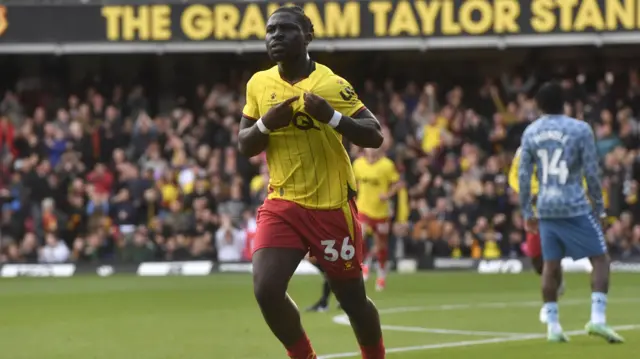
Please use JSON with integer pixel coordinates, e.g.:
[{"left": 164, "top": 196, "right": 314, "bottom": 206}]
[
  {"left": 377, "top": 246, "right": 388, "bottom": 268},
  {"left": 362, "top": 244, "right": 370, "bottom": 262},
  {"left": 286, "top": 333, "right": 316, "bottom": 359},
  {"left": 360, "top": 337, "right": 385, "bottom": 359}
]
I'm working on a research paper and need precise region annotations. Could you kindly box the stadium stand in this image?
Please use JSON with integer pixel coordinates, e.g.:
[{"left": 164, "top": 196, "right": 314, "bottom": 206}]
[{"left": 0, "top": 55, "right": 638, "bottom": 265}]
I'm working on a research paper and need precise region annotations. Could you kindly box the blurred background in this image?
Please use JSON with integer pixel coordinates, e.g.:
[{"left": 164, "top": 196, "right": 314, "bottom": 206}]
[{"left": 0, "top": 0, "right": 639, "bottom": 270}]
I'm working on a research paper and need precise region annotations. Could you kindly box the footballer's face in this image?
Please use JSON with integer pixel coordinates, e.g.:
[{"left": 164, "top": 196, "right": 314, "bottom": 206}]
[{"left": 265, "top": 12, "right": 307, "bottom": 62}]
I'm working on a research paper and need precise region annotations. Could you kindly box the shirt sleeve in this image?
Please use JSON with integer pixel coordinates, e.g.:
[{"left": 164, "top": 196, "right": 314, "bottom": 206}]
[
  {"left": 518, "top": 133, "right": 535, "bottom": 220},
  {"left": 242, "top": 75, "right": 261, "bottom": 121},
  {"left": 324, "top": 76, "right": 366, "bottom": 118},
  {"left": 581, "top": 124, "right": 605, "bottom": 217},
  {"left": 388, "top": 162, "right": 400, "bottom": 184}
]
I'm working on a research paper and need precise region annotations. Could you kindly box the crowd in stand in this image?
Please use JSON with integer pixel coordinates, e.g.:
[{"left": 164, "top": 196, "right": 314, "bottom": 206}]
[{"left": 0, "top": 60, "right": 639, "bottom": 265}]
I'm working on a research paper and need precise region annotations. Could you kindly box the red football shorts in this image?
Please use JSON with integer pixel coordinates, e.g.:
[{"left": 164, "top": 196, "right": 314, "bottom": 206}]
[
  {"left": 358, "top": 213, "right": 390, "bottom": 237},
  {"left": 523, "top": 232, "right": 542, "bottom": 258},
  {"left": 253, "top": 199, "right": 364, "bottom": 279}
]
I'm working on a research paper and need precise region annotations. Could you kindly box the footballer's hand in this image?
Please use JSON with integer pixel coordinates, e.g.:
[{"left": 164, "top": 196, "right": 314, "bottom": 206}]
[
  {"left": 262, "top": 96, "right": 298, "bottom": 131},
  {"left": 524, "top": 218, "right": 539, "bottom": 234},
  {"left": 303, "top": 93, "right": 335, "bottom": 124}
]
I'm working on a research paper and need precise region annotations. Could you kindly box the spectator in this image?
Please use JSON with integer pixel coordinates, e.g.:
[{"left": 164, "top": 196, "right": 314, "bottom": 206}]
[
  {"left": 39, "top": 233, "right": 70, "bottom": 263},
  {"left": 41, "top": 197, "right": 67, "bottom": 238},
  {"left": 2, "top": 241, "right": 21, "bottom": 263},
  {"left": 218, "top": 182, "right": 246, "bottom": 227},
  {"left": 19, "top": 232, "right": 39, "bottom": 263},
  {"left": 87, "top": 163, "right": 114, "bottom": 197},
  {"left": 216, "top": 215, "right": 245, "bottom": 262},
  {"left": 119, "top": 229, "right": 154, "bottom": 263}
]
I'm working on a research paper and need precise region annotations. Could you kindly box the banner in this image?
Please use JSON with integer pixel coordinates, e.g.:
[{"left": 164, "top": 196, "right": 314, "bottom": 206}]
[
  {"left": 396, "top": 258, "right": 418, "bottom": 273},
  {"left": 561, "top": 257, "right": 593, "bottom": 273},
  {"left": 477, "top": 259, "right": 524, "bottom": 274},
  {"left": 217, "top": 259, "right": 321, "bottom": 275},
  {"left": 0, "top": 264, "right": 76, "bottom": 277},
  {"left": 137, "top": 260, "right": 214, "bottom": 276},
  {"left": 610, "top": 259, "right": 640, "bottom": 273},
  {"left": 434, "top": 258, "right": 476, "bottom": 270},
  {"left": 0, "top": 1, "right": 639, "bottom": 53}
]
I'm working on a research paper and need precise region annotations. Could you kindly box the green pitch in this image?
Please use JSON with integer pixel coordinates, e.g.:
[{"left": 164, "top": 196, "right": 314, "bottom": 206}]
[{"left": 1, "top": 272, "right": 638, "bottom": 359}]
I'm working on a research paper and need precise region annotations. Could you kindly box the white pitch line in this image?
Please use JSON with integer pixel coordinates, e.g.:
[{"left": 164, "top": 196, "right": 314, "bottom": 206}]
[
  {"left": 333, "top": 298, "right": 640, "bottom": 335},
  {"left": 373, "top": 298, "right": 640, "bottom": 315},
  {"left": 380, "top": 325, "right": 524, "bottom": 337},
  {"left": 322, "top": 298, "right": 640, "bottom": 359},
  {"left": 317, "top": 324, "right": 640, "bottom": 359},
  {"left": 334, "top": 313, "right": 522, "bottom": 336}
]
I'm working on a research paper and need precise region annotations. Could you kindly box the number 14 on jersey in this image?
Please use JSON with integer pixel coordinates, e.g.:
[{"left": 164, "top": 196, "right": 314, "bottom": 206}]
[{"left": 537, "top": 148, "right": 569, "bottom": 185}]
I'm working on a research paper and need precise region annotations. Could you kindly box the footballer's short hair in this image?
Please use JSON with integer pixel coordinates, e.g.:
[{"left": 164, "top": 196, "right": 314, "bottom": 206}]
[
  {"left": 272, "top": 5, "right": 315, "bottom": 39},
  {"left": 535, "top": 81, "right": 564, "bottom": 115}
]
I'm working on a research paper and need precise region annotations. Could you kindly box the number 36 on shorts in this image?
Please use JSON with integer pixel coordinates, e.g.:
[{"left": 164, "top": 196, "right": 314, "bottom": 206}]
[{"left": 321, "top": 237, "right": 355, "bottom": 262}]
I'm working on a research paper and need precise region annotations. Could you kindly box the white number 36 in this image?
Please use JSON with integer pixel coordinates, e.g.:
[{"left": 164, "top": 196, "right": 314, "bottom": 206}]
[{"left": 321, "top": 237, "right": 355, "bottom": 262}]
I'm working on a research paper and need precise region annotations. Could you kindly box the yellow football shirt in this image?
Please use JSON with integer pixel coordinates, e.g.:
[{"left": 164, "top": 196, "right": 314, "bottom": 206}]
[
  {"left": 242, "top": 62, "right": 365, "bottom": 210},
  {"left": 250, "top": 175, "right": 266, "bottom": 194},
  {"left": 160, "top": 183, "right": 179, "bottom": 206},
  {"left": 353, "top": 156, "right": 400, "bottom": 219},
  {"left": 509, "top": 147, "right": 539, "bottom": 195},
  {"left": 421, "top": 123, "right": 441, "bottom": 154}
]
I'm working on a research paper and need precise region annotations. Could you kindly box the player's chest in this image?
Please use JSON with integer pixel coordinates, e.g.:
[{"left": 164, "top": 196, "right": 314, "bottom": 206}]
[
  {"left": 259, "top": 77, "right": 332, "bottom": 113},
  {"left": 261, "top": 81, "right": 332, "bottom": 134},
  {"left": 356, "top": 167, "right": 386, "bottom": 186}
]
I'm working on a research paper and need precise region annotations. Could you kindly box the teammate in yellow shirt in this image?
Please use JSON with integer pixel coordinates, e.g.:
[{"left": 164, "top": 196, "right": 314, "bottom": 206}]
[
  {"left": 307, "top": 148, "right": 401, "bottom": 309},
  {"left": 353, "top": 148, "right": 402, "bottom": 291},
  {"left": 237, "top": 6, "right": 385, "bottom": 359}
]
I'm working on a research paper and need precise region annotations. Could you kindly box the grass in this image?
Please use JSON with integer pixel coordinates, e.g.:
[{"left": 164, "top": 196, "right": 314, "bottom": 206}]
[{"left": 0, "top": 272, "right": 638, "bottom": 358}]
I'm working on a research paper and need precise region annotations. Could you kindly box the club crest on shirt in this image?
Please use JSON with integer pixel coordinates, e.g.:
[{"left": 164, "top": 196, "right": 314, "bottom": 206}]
[{"left": 267, "top": 92, "right": 278, "bottom": 105}]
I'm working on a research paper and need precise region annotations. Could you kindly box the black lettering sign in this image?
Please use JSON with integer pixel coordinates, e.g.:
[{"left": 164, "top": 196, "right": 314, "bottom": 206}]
[{"left": 0, "top": 1, "right": 638, "bottom": 52}]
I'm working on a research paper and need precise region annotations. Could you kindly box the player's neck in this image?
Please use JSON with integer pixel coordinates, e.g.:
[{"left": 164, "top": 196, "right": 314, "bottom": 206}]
[{"left": 277, "top": 53, "right": 313, "bottom": 84}]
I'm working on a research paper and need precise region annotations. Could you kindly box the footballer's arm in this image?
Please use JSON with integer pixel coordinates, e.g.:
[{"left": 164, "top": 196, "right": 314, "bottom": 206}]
[
  {"left": 335, "top": 108, "right": 383, "bottom": 149},
  {"left": 385, "top": 180, "right": 405, "bottom": 199},
  {"left": 238, "top": 116, "right": 269, "bottom": 158}
]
